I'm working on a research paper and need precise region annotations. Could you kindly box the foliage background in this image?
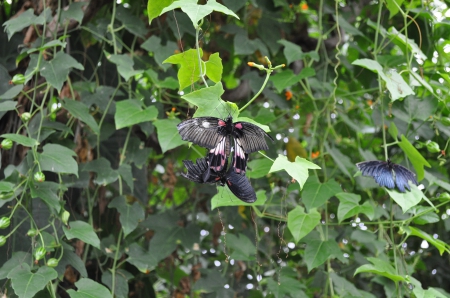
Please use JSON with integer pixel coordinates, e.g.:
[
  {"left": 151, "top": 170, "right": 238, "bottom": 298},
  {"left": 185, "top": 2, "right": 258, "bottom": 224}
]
[{"left": 0, "top": 0, "right": 450, "bottom": 297}]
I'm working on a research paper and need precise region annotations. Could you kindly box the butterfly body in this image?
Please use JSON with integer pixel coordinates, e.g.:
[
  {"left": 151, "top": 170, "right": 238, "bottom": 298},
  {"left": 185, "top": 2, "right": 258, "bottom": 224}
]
[
  {"left": 182, "top": 157, "right": 257, "bottom": 203},
  {"left": 356, "top": 159, "right": 418, "bottom": 192},
  {"left": 177, "top": 116, "right": 273, "bottom": 175}
]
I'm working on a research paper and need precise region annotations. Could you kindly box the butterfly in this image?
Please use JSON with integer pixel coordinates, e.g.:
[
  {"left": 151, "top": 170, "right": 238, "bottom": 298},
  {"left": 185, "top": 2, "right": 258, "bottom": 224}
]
[
  {"left": 177, "top": 116, "right": 273, "bottom": 176},
  {"left": 181, "top": 157, "right": 257, "bottom": 203},
  {"left": 356, "top": 159, "right": 418, "bottom": 192}
]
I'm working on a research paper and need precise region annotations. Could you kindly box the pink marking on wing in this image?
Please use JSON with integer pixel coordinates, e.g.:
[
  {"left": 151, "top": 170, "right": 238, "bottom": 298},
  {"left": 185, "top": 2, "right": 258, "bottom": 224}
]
[
  {"left": 234, "top": 123, "right": 243, "bottom": 130},
  {"left": 218, "top": 120, "right": 226, "bottom": 126}
]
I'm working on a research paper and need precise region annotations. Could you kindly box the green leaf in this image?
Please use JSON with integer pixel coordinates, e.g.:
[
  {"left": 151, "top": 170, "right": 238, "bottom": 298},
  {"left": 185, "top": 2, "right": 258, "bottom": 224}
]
[
  {"left": 126, "top": 243, "right": 158, "bottom": 273},
  {"left": 0, "top": 252, "right": 32, "bottom": 279},
  {"left": 287, "top": 206, "right": 321, "bottom": 243},
  {"left": 116, "top": 6, "right": 147, "bottom": 38},
  {"left": 7, "top": 263, "right": 57, "bottom": 298},
  {"left": 267, "top": 275, "right": 307, "bottom": 298},
  {"left": 40, "top": 52, "right": 84, "bottom": 91},
  {"left": 336, "top": 192, "right": 374, "bottom": 223},
  {"left": 277, "top": 39, "right": 304, "bottom": 65},
  {"left": 354, "top": 257, "right": 406, "bottom": 282},
  {"left": 55, "top": 245, "right": 88, "bottom": 278},
  {"left": 0, "top": 133, "right": 38, "bottom": 147},
  {"left": 106, "top": 53, "right": 143, "bottom": 81},
  {"left": 270, "top": 68, "right": 315, "bottom": 93},
  {"left": 148, "top": 0, "right": 174, "bottom": 24},
  {"left": 60, "top": 98, "right": 100, "bottom": 134},
  {"left": 0, "top": 181, "right": 14, "bottom": 193},
  {"left": 226, "top": 233, "right": 256, "bottom": 261},
  {"left": 304, "top": 240, "right": 341, "bottom": 272},
  {"left": 0, "top": 85, "right": 23, "bottom": 100},
  {"left": 0, "top": 100, "right": 16, "bottom": 112},
  {"left": 352, "top": 59, "right": 414, "bottom": 101},
  {"left": 60, "top": 2, "right": 88, "bottom": 25},
  {"left": 163, "top": 49, "right": 202, "bottom": 90},
  {"left": 3, "top": 9, "right": 46, "bottom": 40},
  {"left": 234, "top": 34, "right": 268, "bottom": 56},
  {"left": 181, "top": 82, "right": 239, "bottom": 118},
  {"left": 246, "top": 158, "right": 273, "bottom": 179},
  {"left": 235, "top": 116, "right": 271, "bottom": 133},
  {"left": 67, "top": 278, "right": 113, "bottom": 298},
  {"left": 385, "top": 184, "right": 423, "bottom": 213},
  {"left": 38, "top": 144, "right": 78, "bottom": 176},
  {"left": 325, "top": 144, "right": 354, "bottom": 180},
  {"left": 269, "top": 154, "right": 321, "bottom": 189},
  {"left": 385, "top": 0, "right": 404, "bottom": 18},
  {"left": 82, "top": 158, "right": 119, "bottom": 185},
  {"left": 101, "top": 269, "right": 131, "bottom": 298},
  {"left": 153, "top": 118, "right": 184, "bottom": 153},
  {"left": 387, "top": 27, "right": 427, "bottom": 60},
  {"left": 63, "top": 221, "right": 101, "bottom": 249},
  {"left": 160, "top": 0, "right": 239, "bottom": 28},
  {"left": 118, "top": 164, "right": 134, "bottom": 192},
  {"left": 407, "top": 226, "right": 449, "bottom": 255},
  {"left": 211, "top": 189, "right": 266, "bottom": 209},
  {"left": 388, "top": 122, "right": 398, "bottom": 139},
  {"left": 205, "top": 52, "right": 223, "bottom": 83},
  {"left": 109, "top": 196, "right": 145, "bottom": 237},
  {"left": 397, "top": 134, "right": 431, "bottom": 181},
  {"left": 115, "top": 99, "right": 158, "bottom": 129},
  {"left": 302, "top": 176, "right": 342, "bottom": 210},
  {"left": 141, "top": 36, "right": 178, "bottom": 71},
  {"left": 30, "top": 181, "right": 62, "bottom": 213}
]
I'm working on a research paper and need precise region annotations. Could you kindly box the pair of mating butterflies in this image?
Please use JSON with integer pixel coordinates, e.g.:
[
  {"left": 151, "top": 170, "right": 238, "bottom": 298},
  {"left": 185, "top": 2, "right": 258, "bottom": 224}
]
[
  {"left": 177, "top": 116, "right": 273, "bottom": 202},
  {"left": 356, "top": 159, "right": 418, "bottom": 192}
]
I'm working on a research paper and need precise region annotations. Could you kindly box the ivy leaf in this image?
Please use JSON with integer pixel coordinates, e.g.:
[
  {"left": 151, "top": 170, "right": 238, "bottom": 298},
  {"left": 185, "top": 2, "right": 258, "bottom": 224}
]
[
  {"left": 160, "top": 0, "right": 239, "bottom": 28},
  {"left": 126, "top": 243, "right": 158, "bottom": 273},
  {"left": 82, "top": 158, "right": 119, "bottom": 185},
  {"left": 211, "top": 189, "right": 266, "bottom": 209},
  {"left": 153, "top": 118, "right": 184, "bottom": 153},
  {"left": 354, "top": 257, "right": 406, "bottom": 282},
  {"left": 3, "top": 9, "right": 46, "bottom": 40},
  {"left": 163, "top": 49, "right": 205, "bottom": 90},
  {"left": 387, "top": 27, "right": 427, "bottom": 60},
  {"left": 302, "top": 176, "right": 342, "bottom": 210},
  {"left": 60, "top": 98, "right": 100, "bottom": 134},
  {"left": 38, "top": 144, "right": 78, "bottom": 176},
  {"left": 67, "top": 278, "right": 113, "bottom": 298},
  {"left": 277, "top": 39, "right": 304, "bottom": 65},
  {"left": 385, "top": 0, "right": 404, "bottom": 18},
  {"left": 397, "top": 135, "right": 431, "bottom": 181},
  {"left": 148, "top": 0, "right": 174, "bottom": 24},
  {"left": 0, "top": 100, "right": 16, "bottom": 112},
  {"left": 181, "top": 82, "right": 238, "bottom": 118},
  {"left": 267, "top": 275, "right": 307, "bottom": 298},
  {"left": 106, "top": 53, "right": 143, "bottom": 81},
  {"left": 270, "top": 68, "right": 316, "bottom": 93},
  {"left": 226, "top": 234, "right": 256, "bottom": 261},
  {"left": 116, "top": 6, "right": 147, "bottom": 38},
  {"left": 40, "top": 52, "right": 84, "bottom": 91},
  {"left": 352, "top": 59, "right": 414, "bottom": 101},
  {"left": 336, "top": 192, "right": 374, "bottom": 223},
  {"left": 0, "top": 252, "right": 32, "bottom": 279},
  {"left": 115, "top": 99, "right": 158, "bottom": 129},
  {"left": 287, "top": 206, "right": 321, "bottom": 243},
  {"left": 205, "top": 53, "right": 223, "bottom": 83},
  {"left": 407, "top": 226, "right": 449, "bottom": 255},
  {"left": 118, "top": 164, "right": 134, "bottom": 192},
  {"left": 7, "top": 263, "right": 57, "bottom": 298},
  {"left": 101, "top": 269, "right": 132, "bottom": 298},
  {"left": 304, "top": 240, "right": 341, "bottom": 272},
  {"left": 0, "top": 133, "right": 39, "bottom": 147},
  {"left": 63, "top": 221, "right": 101, "bottom": 249},
  {"left": 30, "top": 181, "right": 63, "bottom": 214},
  {"left": 109, "top": 196, "right": 145, "bottom": 237},
  {"left": 269, "top": 155, "right": 321, "bottom": 189},
  {"left": 385, "top": 184, "right": 423, "bottom": 213},
  {"left": 246, "top": 158, "right": 273, "bottom": 179}
]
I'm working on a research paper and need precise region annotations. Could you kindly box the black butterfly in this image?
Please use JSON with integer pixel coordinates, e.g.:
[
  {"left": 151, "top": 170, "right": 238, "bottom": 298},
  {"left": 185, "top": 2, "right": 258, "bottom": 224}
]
[
  {"left": 177, "top": 116, "right": 273, "bottom": 175},
  {"left": 181, "top": 157, "right": 257, "bottom": 203},
  {"left": 356, "top": 160, "right": 418, "bottom": 192}
]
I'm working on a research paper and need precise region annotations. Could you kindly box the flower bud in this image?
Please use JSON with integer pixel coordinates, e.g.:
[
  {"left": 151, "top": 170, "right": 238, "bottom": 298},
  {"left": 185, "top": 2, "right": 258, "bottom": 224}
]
[
  {"left": 47, "top": 258, "right": 59, "bottom": 267},
  {"left": 0, "top": 236, "right": 6, "bottom": 247},
  {"left": 425, "top": 141, "right": 440, "bottom": 153},
  {"left": 27, "top": 229, "right": 38, "bottom": 237},
  {"left": 1, "top": 139, "right": 13, "bottom": 150},
  {"left": 0, "top": 217, "right": 10, "bottom": 229},
  {"left": 21, "top": 112, "right": 31, "bottom": 123},
  {"left": 34, "top": 172, "right": 45, "bottom": 182},
  {"left": 34, "top": 247, "right": 47, "bottom": 261},
  {"left": 11, "top": 74, "right": 26, "bottom": 85}
]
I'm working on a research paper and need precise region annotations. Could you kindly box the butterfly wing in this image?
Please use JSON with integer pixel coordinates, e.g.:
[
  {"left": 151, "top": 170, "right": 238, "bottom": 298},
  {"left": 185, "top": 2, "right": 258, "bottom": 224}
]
[
  {"left": 233, "top": 121, "right": 274, "bottom": 153},
  {"left": 177, "top": 117, "right": 225, "bottom": 149},
  {"left": 182, "top": 158, "right": 218, "bottom": 184},
  {"left": 207, "top": 136, "right": 230, "bottom": 173},
  {"left": 356, "top": 160, "right": 395, "bottom": 189},
  {"left": 233, "top": 138, "right": 249, "bottom": 175},
  {"left": 392, "top": 164, "right": 418, "bottom": 192},
  {"left": 225, "top": 170, "right": 257, "bottom": 203}
]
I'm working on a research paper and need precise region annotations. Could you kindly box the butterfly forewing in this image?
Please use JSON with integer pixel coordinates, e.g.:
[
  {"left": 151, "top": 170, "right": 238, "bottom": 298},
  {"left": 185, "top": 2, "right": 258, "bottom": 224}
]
[
  {"left": 234, "top": 122, "right": 274, "bottom": 153},
  {"left": 356, "top": 160, "right": 418, "bottom": 193},
  {"left": 177, "top": 117, "right": 225, "bottom": 149}
]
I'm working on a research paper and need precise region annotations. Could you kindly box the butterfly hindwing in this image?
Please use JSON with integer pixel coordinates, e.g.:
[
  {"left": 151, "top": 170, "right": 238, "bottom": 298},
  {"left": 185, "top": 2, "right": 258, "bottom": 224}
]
[
  {"left": 208, "top": 136, "right": 230, "bottom": 173},
  {"left": 392, "top": 163, "right": 418, "bottom": 192},
  {"left": 233, "top": 138, "right": 248, "bottom": 175},
  {"left": 182, "top": 158, "right": 219, "bottom": 184},
  {"left": 225, "top": 167, "right": 257, "bottom": 203}
]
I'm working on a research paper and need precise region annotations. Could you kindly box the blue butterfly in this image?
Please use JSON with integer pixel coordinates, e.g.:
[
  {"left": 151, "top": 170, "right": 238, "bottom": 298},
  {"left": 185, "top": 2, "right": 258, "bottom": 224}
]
[{"left": 356, "top": 160, "right": 418, "bottom": 192}]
